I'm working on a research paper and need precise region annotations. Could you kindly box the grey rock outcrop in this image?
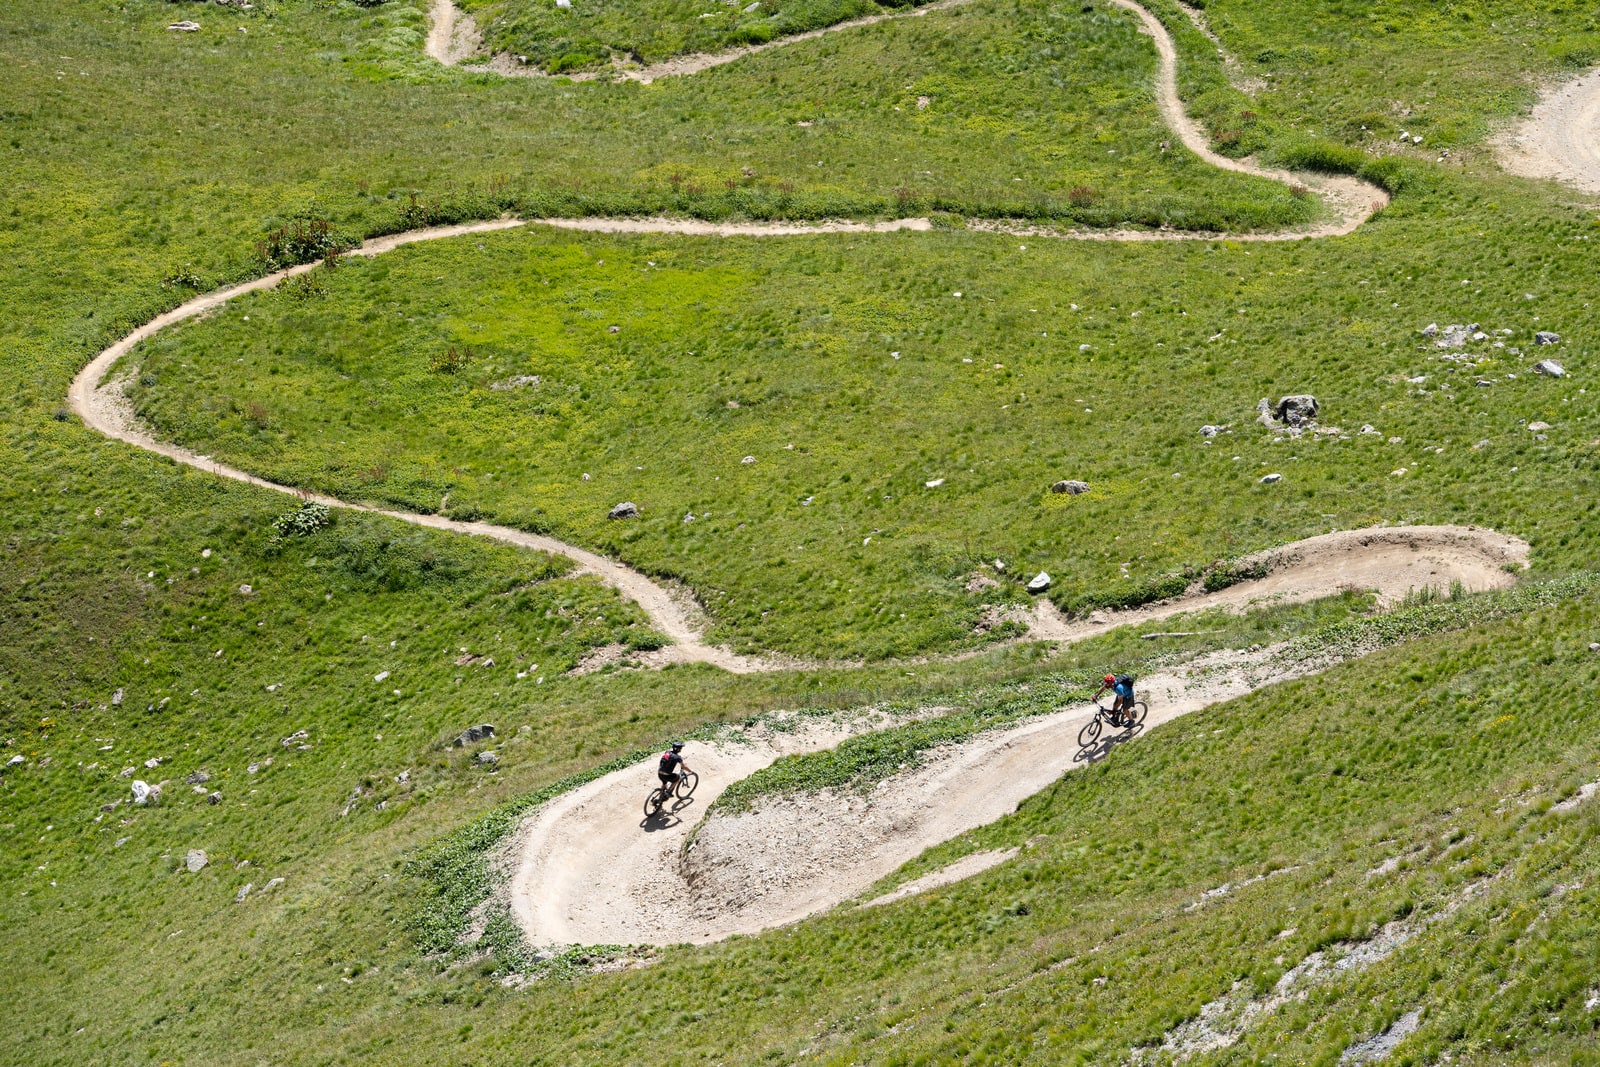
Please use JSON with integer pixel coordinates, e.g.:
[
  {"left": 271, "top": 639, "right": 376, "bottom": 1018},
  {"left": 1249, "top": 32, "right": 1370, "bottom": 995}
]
[
  {"left": 1050, "top": 480, "right": 1090, "bottom": 495},
  {"left": 608, "top": 501, "right": 640, "bottom": 520},
  {"left": 185, "top": 849, "right": 208, "bottom": 873},
  {"left": 453, "top": 724, "right": 496, "bottom": 747},
  {"left": 1535, "top": 331, "right": 1561, "bottom": 346},
  {"left": 1534, "top": 359, "right": 1565, "bottom": 378},
  {"left": 1274, "top": 395, "right": 1319, "bottom": 427}
]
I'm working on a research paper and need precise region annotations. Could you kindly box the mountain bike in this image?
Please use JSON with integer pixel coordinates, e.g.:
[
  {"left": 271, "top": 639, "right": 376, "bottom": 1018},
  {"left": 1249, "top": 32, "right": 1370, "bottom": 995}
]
[
  {"left": 644, "top": 769, "right": 698, "bottom": 816},
  {"left": 1078, "top": 699, "right": 1148, "bottom": 748}
]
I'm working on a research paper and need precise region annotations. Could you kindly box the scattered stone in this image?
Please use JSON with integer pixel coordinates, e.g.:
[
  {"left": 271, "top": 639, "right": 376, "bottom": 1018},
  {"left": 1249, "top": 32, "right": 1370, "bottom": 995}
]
[
  {"left": 1260, "top": 473, "right": 1282, "bottom": 484},
  {"left": 1589, "top": 643, "right": 1600, "bottom": 652},
  {"left": 1360, "top": 425, "right": 1379, "bottom": 435},
  {"left": 185, "top": 849, "right": 208, "bottom": 873},
  {"left": 992, "top": 559, "right": 1006, "bottom": 573},
  {"left": 1051, "top": 480, "right": 1090, "bottom": 495},
  {"left": 145, "top": 757, "right": 162, "bottom": 769},
  {"left": 1391, "top": 468, "right": 1407, "bottom": 477},
  {"left": 5, "top": 755, "right": 23, "bottom": 769},
  {"left": 1420, "top": 323, "right": 1439, "bottom": 337},
  {"left": 453, "top": 724, "right": 496, "bottom": 747},
  {"left": 1199, "top": 425, "right": 1226, "bottom": 437},
  {"left": 489, "top": 375, "right": 540, "bottom": 391},
  {"left": 238, "top": 584, "right": 252, "bottom": 595},
  {"left": 132, "top": 780, "right": 152, "bottom": 804},
  {"left": 556, "top": 0, "right": 572, "bottom": 8},
  {"left": 1274, "top": 395, "right": 1319, "bottom": 427},
  {"left": 263, "top": 877, "right": 285, "bottom": 892},
  {"left": 1535, "top": 331, "right": 1561, "bottom": 346},
  {"left": 475, "top": 750, "right": 499, "bottom": 766},
  {"left": 112, "top": 688, "right": 125, "bottom": 706},
  {"left": 235, "top": 883, "right": 253, "bottom": 904},
  {"left": 1431, "top": 323, "right": 1475, "bottom": 349},
  {"left": 185, "top": 769, "right": 210, "bottom": 785},
  {"left": 1534, "top": 359, "right": 1566, "bottom": 378},
  {"left": 1528, "top": 421, "right": 1551, "bottom": 432},
  {"left": 741, "top": 455, "right": 756, "bottom": 464},
  {"left": 608, "top": 501, "right": 640, "bottom": 520},
  {"left": 167, "top": 20, "right": 201, "bottom": 31},
  {"left": 924, "top": 478, "right": 944, "bottom": 488},
  {"left": 207, "top": 791, "right": 222, "bottom": 805},
  {"left": 1025, "top": 572, "right": 1051, "bottom": 594},
  {"left": 1388, "top": 436, "right": 1404, "bottom": 445},
  {"left": 280, "top": 729, "right": 309, "bottom": 749},
  {"left": 373, "top": 670, "right": 390, "bottom": 683}
]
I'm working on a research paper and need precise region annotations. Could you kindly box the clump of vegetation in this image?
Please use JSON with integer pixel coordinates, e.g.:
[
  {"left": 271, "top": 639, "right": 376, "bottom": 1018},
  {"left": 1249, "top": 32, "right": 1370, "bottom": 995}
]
[
  {"left": 270, "top": 500, "right": 332, "bottom": 540},
  {"left": 255, "top": 216, "right": 355, "bottom": 270},
  {"left": 428, "top": 345, "right": 474, "bottom": 375},
  {"left": 160, "top": 264, "right": 205, "bottom": 291}
]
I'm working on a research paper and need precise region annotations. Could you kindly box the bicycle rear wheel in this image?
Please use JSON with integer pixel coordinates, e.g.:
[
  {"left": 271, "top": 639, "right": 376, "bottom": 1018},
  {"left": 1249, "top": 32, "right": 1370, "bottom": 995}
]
[
  {"left": 675, "top": 770, "right": 699, "bottom": 799},
  {"left": 1078, "top": 715, "right": 1104, "bottom": 748},
  {"left": 644, "top": 787, "right": 664, "bottom": 816},
  {"left": 1125, "top": 701, "right": 1148, "bottom": 728}
]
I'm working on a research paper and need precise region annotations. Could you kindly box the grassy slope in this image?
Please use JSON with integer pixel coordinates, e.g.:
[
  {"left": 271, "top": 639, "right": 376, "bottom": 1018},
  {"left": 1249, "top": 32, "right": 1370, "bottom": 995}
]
[
  {"left": 5, "top": 0, "right": 1600, "bottom": 1063},
  {"left": 460, "top": 0, "right": 898, "bottom": 73},
  {"left": 129, "top": 173, "right": 1600, "bottom": 658}
]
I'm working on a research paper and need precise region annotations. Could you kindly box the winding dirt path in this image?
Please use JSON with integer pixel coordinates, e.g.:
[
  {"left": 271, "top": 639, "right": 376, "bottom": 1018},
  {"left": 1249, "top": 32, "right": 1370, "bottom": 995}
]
[
  {"left": 506, "top": 639, "right": 1374, "bottom": 946},
  {"left": 1498, "top": 65, "right": 1600, "bottom": 194},
  {"left": 425, "top": 0, "right": 1388, "bottom": 238},
  {"left": 69, "top": 0, "right": 1440, "bottom": 670}
]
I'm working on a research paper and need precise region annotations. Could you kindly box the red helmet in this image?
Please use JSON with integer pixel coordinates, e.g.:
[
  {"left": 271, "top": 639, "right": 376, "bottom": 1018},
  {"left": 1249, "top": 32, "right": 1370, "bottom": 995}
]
[{"left": 1104, "top": 674, "right": 1116, "bottom": 685}]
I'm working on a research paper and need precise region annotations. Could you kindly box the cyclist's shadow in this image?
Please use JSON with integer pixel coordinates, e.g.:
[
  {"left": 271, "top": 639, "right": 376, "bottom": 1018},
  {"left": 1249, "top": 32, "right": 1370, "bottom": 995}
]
[
  {"left": 1073, "top": 723, "right": 1144, "bottom": 765},
  {"left": 639, "top": 796, "right": 696, "bottom": 831}
]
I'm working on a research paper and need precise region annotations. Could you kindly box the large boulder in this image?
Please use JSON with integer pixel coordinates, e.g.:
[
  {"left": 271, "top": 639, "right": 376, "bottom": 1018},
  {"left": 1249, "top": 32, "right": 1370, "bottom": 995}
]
[
  {"left": 1274, "top": 395, "right": 1319, "bottom": 427},
  {"left": 1535, "top": 331, "right": 1561, "bottom": 346},
  {"left": 1050, "top": 480, "right": 1090, "bottom": 495},
  {"left": 1534, "top": 359, "right": 1566, "bottom": 378},
  {"left": 453, "top": 724, "right": 496, "bottom": 747}
]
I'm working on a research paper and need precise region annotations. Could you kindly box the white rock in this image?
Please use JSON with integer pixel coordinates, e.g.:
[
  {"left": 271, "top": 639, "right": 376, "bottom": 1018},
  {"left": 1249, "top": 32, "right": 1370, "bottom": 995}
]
[
  {"left": 1534, "top": 359, "right": 1566, "bottom": 378},
  {"left": 168, "top": 20, "right": 201, "bottom": 31},
  {"left": 185, "top": 849, "right": 208, "bottom": 873},
  {"left": 1260, "top": 473, "right": 1282, "bottom": 484},
  {"left": 741, "top": 456, "right": 756, "bottom": 464},
  {"left": 374, "top": 670, "right": 390, "bottom": 683},
  {"left": 924, "top": 478, "right": 944, "bottom": 488},
  {"left": 1025, "top": 572, "right": 1051, "bottom": 594},
  {"left": 1528, "top": 421, "right": 1551, "bottom": 432},
  {"left": 235, "top": 883, "right": 253, "bottom": 904}
]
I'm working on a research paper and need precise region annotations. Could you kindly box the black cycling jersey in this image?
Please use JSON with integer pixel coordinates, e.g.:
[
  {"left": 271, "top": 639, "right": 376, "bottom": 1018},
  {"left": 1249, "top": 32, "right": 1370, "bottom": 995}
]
[{"left": 658, "top": 751, "right": 683, "bottom": 776}]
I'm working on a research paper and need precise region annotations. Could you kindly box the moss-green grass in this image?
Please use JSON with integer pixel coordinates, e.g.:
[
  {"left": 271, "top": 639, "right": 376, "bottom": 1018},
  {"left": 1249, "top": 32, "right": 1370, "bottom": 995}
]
[
  {"left": 9, "top": 0, "right": 1600, "bottom": 1062},
  {"left": 128, "top": 170, "right": 1600, "bottom": 658}
]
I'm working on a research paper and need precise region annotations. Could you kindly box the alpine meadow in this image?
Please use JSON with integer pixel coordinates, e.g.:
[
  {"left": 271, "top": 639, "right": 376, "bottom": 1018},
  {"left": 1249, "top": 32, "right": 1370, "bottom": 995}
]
[{"left": 6, "top": 0, "right": 1600, "bottom": 1064}]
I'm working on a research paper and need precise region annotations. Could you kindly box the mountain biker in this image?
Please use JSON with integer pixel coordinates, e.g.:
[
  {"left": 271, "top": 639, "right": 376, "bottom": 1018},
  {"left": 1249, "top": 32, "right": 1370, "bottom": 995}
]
[
  {"left": 657, "top": 742, "right": 690, "bottom": 800},
  {"left": 1094, "top": 673, "right": 1137, "bottom": 727}
]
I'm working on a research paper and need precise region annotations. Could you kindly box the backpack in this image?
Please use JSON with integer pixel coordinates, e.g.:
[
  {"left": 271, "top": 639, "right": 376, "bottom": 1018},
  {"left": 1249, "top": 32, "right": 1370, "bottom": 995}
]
[
  {"left": 1115, "top": 674, "right": 1135, "bottom": 688},
  {"left": 658, "top": 752, "right": 680, "bottom": 774}
]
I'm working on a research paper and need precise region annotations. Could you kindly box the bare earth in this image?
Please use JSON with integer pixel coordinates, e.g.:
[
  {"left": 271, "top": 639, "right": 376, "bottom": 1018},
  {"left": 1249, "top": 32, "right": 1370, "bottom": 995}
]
[
  {"left": 507, "top": 641, "right": 1364, "bottom": 947},
  {"left": 1498, "top": 65, "right": 1600, "bottom": 194}
]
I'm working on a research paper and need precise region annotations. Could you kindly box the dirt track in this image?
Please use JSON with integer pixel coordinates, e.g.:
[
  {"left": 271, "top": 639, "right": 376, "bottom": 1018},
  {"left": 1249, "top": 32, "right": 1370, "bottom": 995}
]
[
  {"left": 1498, "top": 65, "right": 1600, "bottom": 194},
  {"left": 506, "top": 640, "right": 1369, "bottom": 946},
  {"left": 424, "top": 0, "right": 1387, "bottom": 238}
]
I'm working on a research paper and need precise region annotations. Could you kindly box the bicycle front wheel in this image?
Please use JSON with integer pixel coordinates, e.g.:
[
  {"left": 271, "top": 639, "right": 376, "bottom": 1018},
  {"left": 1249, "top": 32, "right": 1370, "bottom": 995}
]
[
  {"left": 1126, "top": 701, "right": 1148, "bottom": 728},
  {"left": 1078, "top": 715, "right": 1103, "bottom": 748},
  {"left": 676, "top": 770, "right": 699, "bottom": 799}
]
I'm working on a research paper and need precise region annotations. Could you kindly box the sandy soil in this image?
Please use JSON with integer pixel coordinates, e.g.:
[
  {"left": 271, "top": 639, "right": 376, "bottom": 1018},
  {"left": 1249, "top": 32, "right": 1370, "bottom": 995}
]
[
  {"left": 506, "top": 641, "right": 1342, "bottom": 947},
  {"left": 1025, "top": 525, "right": 1529, "bottom": 643},
  {"left": 1497, "top": 65, "right": 1600, "bottom": 194}
]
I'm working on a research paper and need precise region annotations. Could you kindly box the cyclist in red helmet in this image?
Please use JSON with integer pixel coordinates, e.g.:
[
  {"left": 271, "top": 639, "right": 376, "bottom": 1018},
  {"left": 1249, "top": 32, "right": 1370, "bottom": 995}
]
[{"left": 1093, "top": 672, "right": 1137, "bottom": 727}]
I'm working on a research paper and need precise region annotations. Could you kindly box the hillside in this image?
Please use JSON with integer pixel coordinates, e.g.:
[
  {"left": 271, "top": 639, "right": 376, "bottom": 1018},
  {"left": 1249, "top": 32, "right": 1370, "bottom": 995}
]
[{"left": 4, "top": 1, "right": 1600, "bottom": 1064}]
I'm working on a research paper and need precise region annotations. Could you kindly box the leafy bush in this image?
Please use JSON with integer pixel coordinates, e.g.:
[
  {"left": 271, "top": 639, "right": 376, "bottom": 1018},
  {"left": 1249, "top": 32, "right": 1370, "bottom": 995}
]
[
  {"left": 428, "top": 345, "right": 474, "bottom": 375},
  {"left": 255, "top": 216, "right": 355, "bottom": 270},
  {"left": 270, "top": 500, "right": 332, "bottom": 540}
]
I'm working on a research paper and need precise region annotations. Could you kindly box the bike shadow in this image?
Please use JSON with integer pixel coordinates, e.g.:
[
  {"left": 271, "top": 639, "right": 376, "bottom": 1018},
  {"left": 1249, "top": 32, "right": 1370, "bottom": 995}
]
[
  {"left": 1073, "top": 723, "right": 1145, "bottom": 765},
  {"left": 639, "top": 795, "right": 697, "bottom": 831}
]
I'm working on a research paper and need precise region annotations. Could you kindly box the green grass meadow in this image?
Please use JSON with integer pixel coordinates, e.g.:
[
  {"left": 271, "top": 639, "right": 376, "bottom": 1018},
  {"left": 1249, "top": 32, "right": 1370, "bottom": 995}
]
[{"left": 6, "top": 0, "right": 1600, "bottom": 1062}]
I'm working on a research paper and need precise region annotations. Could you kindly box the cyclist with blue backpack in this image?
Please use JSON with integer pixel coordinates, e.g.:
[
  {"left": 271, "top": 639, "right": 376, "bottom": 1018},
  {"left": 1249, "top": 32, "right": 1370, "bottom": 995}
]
[{"left": 1095, "top": 673, "right": 1137, "bottom": 727}]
